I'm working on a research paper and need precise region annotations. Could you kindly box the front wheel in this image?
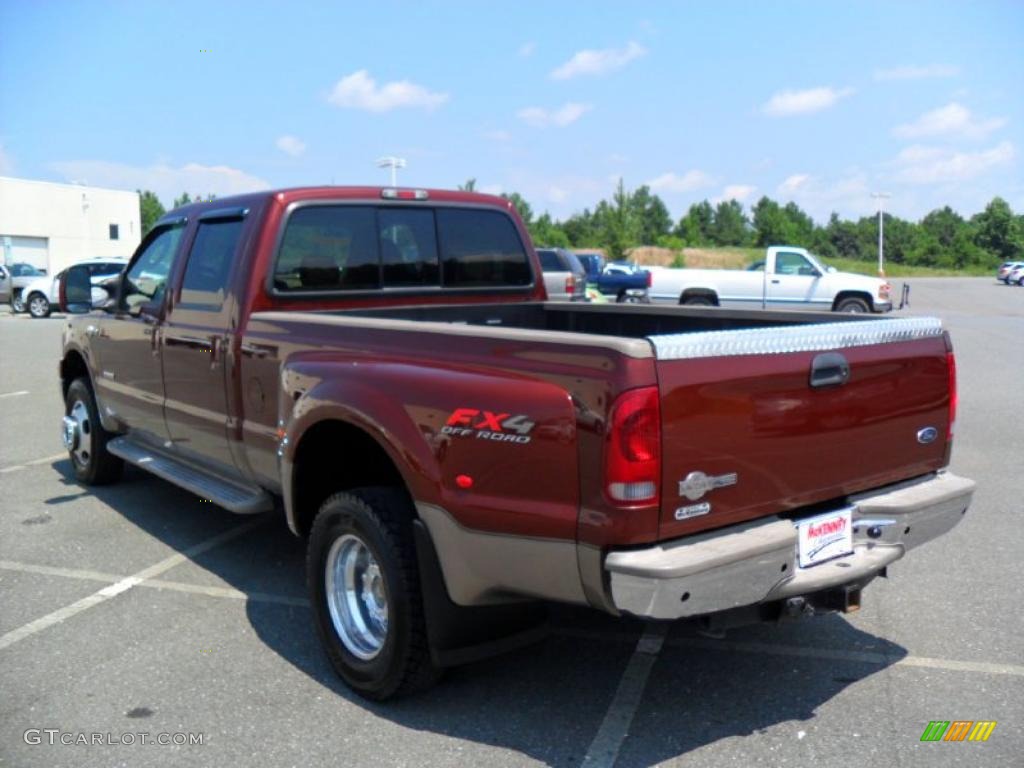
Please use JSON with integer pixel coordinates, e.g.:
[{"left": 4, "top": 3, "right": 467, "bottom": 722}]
[
  {"left": 681, "top": 295, "right": 715, "bottom": 306},
  {"left": 64, "top": 378, "right": 123, "bottom": 484},
  {"left": 835, "top": 297, "right": 870, "bottom": 313},
  {"left": 28, "top": 293, "right": 51, "bottom": 318},
  {"left": 307, "top": 488, "right": 438, "bottom": 700},
  {"left": 11, "top": 292, "right": 25, "bottom": 313}
]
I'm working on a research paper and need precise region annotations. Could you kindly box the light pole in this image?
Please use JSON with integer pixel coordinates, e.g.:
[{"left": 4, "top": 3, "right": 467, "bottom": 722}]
[
  {"left": 871, "top": 192, "right": 891, "bottom": 277},
  {"left": 375, "top": 156, "right": 406, "bottom": 187}
]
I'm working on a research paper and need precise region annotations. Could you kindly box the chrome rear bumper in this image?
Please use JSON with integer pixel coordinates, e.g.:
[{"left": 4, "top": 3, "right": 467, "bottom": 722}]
[{"left": 605, "top": 471, "right": 975, "bottom": 620}]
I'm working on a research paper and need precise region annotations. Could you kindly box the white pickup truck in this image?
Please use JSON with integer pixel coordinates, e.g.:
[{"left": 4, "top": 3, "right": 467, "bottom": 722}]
[{"left": 649, "top": 246, "right": 894, "bottom": 313}]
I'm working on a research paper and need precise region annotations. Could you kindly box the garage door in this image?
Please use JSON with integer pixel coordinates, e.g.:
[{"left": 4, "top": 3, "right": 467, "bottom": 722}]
[{"left": 2, "top": 236, "right": 50, "bottom": 272}]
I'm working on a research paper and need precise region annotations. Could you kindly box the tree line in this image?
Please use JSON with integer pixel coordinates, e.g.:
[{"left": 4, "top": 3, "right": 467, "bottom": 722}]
[
  {"left": 139, "top": 182, "right": 1024, "bottom": 270},
  {"left": 496, "top": 180, "right": 1024, "bottom": 270}
]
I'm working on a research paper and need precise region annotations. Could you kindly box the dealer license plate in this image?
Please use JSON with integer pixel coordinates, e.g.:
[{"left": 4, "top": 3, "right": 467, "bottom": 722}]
[{"left": 796, "top": 508, "right": 853, "bottom": 568}]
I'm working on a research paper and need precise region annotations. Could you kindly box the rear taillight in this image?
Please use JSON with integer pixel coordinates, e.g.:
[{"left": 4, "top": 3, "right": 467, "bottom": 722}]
[
  {"left": 646, "top": 270, "right": 652, "bottom": 288},
  {"left": 946, "top": 351, "right": 957, "bottom": 441},
  {"left": 565, "top": 274, "right": 576, "bottom": 295},
  {"left": 604, "top": 386, "right": 661, "bottom": 506}
]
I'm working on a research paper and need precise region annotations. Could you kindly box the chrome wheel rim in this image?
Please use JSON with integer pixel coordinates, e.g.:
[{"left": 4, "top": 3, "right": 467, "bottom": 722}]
[
  {"left": 12, "top": 295, "right": 25, "bottom": 312},
  {"left": 29, "top": 296, "right": 48, "bottom": 316},
  {"left": 66, "top": 400, "right": 92, "bottom": 467},
  {"left": 325, "top": 533, "right": 388, "bottom": 660}
]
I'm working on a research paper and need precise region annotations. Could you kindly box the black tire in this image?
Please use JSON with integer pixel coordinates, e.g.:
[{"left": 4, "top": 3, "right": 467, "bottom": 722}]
[
  {"left": 307, "top": 487, "right": 439, "bottom": 700},
  {"left": 681, "top": 294, "right": 715, "bottom": 306},
  {"left": 835, "top": 297, "right": 870, "bottom": 313},
  {"left": 64, "top": 377, "right": 124, "bottom": 485},
  {"left": 11, "top": 291, "right": 25, "bottom": 313},
  {"left": 28, "top": 292, "right": 51, "bottom": 318}
]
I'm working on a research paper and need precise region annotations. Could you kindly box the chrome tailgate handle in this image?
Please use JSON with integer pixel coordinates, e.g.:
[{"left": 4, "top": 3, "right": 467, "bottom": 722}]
[{"left": 810, "top": 352, "right": 850, "bottom": 388}]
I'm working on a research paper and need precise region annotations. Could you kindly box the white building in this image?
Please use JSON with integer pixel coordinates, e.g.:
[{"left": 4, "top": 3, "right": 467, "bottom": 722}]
[{"left": 0, "top": 177, "right": 141, "bottom": 274}]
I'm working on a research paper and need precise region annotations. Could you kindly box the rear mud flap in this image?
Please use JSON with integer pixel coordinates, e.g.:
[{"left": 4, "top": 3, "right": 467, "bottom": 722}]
[{"left": 413, "top": 520, "right": 549, "bottom": 667}]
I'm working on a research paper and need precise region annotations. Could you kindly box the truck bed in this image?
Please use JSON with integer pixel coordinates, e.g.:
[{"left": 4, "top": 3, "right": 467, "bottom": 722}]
[{"left": 245, "top": 301, "right": 949, "bottom": 546}]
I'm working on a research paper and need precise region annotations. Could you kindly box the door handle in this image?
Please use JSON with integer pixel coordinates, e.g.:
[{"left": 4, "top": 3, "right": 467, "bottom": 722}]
[
  {"left": 86, "top": 325, "right": 100, "bottom": 338},
  {"left": 240, "top": 342, "right": 275, "bottom": 359},
  {"left": 164, "top": 334, "right": 214, "bottom": 351},
  {"left": 771, "top": 279, "right": 781, "bottom": 284}
]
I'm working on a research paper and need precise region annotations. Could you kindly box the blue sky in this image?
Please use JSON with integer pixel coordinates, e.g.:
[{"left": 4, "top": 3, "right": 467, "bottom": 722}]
[{"left": 2, "top": 1, "right": 1021, "bottom": 222}]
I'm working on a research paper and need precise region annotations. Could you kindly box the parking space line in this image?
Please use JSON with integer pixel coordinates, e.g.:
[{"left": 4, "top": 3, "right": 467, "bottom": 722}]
[
  {"left": 0, "top": 390, "right": 30, "bottom": 399},
  {"left": 0, "top": 559, "right": 310, "bottom": 607},
  {"left": 0, "top": 518, "right": 266, "bottom": 651},
  {"left": 582, "top": 623, "right": 667, "bottom": 768},
  {"left": 0, "top": 452, "right": 68, "bottom": 474},
  {"left": 556, "top": 628, "right": 1024, "bottom": 678}
]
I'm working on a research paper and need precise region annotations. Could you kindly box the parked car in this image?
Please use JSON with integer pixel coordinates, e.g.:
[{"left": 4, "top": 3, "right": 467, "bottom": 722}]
[
  {"left": 996, "top": 261, "right": 1024, "bottom": 283},
  {"left": 536, "top": 246, "right": 587, "bottom": 301},
  {"left": 20, "top": 258, "right": 127, "bottom": 318},
  {"left": 650, "top": 246, "right": 894, "bottom": 312},
  {"left": 1007, "top": 264, "right": 1024, "bottom": 286},
  {"left": 3, "top": 262, "right": 48, "bottom": 312},
  {"left": 57, "top": 186, "right": 972, "bottom": 700},
  {"left": 577, "top": 253, "right": 651, "bottom": 303}
]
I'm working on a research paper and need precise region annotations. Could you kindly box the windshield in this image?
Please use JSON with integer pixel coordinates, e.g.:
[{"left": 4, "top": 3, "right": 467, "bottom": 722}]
[{"left": 12, "top": 264, "right": 44, "bottom": 277}]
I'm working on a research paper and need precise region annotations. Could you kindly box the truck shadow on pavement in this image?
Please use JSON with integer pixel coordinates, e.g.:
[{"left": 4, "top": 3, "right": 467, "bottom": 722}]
[{"left": 50, "top": 462, "right": 910, "bottom": 767}]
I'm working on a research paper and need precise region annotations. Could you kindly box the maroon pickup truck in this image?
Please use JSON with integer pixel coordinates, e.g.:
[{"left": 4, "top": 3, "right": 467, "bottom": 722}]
[{"left": 58, "top": 186, "right": 975, "bottom": 700}]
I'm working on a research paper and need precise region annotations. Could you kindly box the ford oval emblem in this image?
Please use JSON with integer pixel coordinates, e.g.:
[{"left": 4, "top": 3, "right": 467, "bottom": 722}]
[{"left": 917, "top": 426, "right": 938, "bottom": 444}]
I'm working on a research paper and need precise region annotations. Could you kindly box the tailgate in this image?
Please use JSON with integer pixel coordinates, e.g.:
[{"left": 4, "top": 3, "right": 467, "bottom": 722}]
[{"left": 650, "top": 318, "right": 952, "bottom": 540}]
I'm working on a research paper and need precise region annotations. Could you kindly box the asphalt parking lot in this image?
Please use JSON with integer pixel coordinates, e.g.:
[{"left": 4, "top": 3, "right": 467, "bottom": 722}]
[{"left": 1, "top": 277, "right": 1022, "bottom": 768}]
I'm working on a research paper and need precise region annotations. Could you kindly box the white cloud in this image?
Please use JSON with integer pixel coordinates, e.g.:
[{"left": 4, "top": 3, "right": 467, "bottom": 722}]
[
  {"left": 762, "top": 86, "right": 853, "bottom": 116},
  {"left": 0, "top": 142, "right": 12, "bottom": 175},
  {"left": 893, "top": 102, "right": 1006, "bottom": 139},
  {"left": 517, "top": 102, "right": 591, "bottom": 128},
  {"left": 719, "top": 184, "right": 757, "bottom": 203},
  {"left": 518, "top": 41, "right": 536, "bottom": 57},
  {"left": 778, "top": 173, "right": 811, "bottom": 195},
  {"left": 646, "top": 170, "right": 714, "bottom": 193},
  {"left": 547, "top": 186, "right": 569, "bottom": 203},
  {"left": 550, "top": 41, "right": 647, "bottom": 80},
  {"left": 327, "top": 70, "right": 448, "bottom": 113},
  {"left": 483, "top": 129, "right": 512, "bottom": 141},
  {"left": 892, "top": 141, "right": 1016, "bottom": 184},
  {"left": 49, "top": 159, "right": 270, "bottom": 206},
  {"left": 874, "top": 64, "right": 959, "bottom": 81},
  {"left": 275, "top": 135, "right": 306, "bottom": 157}
]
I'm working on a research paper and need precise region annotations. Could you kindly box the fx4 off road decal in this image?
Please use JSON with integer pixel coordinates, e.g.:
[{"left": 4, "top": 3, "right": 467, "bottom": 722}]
[{"left": 442, "top": 408, "right": 536, "bottom": 444}]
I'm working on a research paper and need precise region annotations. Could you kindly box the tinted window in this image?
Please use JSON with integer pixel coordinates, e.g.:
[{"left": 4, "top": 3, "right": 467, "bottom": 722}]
[
  {"left": 537, "top": 250, "right": 561, "bottom": 271},
  {"left": 436, "top": 209, "right": 531, "bottom": 287},
  {"left": 12, "top": 264, "right": 43, "bottom": 277},
  {"left": 181, "top": 219, "right": 244, "bottom": 309},
  {"left": 275, "top": 206, "right": 379, "bottom": 291},
  {"left": 121, "top": 226, "right": 184, "bottom": 310},
  {"left": 88, "top": 262, "right": 125, "bottom": 278},
  {"left": 379, "top": 208, "right": 439, "bottom": 287}
]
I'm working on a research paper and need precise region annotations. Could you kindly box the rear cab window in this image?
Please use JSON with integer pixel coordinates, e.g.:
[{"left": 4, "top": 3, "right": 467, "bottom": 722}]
[{"left": 272, "top": 204, "right": 533, "bottom": 294}]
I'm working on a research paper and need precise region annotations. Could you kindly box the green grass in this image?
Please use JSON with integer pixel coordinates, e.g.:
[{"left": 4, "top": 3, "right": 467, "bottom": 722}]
[{"left": 817, "top": 257, "right": 992, "bottom": 278}]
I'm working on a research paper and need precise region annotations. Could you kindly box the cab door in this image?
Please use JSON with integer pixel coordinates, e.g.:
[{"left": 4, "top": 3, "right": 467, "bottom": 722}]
[
  {"left": 765, "top": 250, "right": 824, "bottom": 309},
  {"left": 161, "top": 208, "right": 249, "bottom": 477},
  {"left": 88, "top": 222, "right": 185, "bottom": 443}
]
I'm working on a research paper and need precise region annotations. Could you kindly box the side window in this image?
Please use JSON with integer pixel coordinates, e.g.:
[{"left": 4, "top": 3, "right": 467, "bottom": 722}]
[
  {"left": 378, "top": 208, "right": 439, "bottom": 287},
  {"left": 775, "top": 252, "right": 810, "bottom": 276},
  {"left": 538, "top": 250, "right": 561, "bottom": 271},
  {"left": 89, "top": 262, "right": 124, "bottom": 278},
  {"left": 274, "top": 206, "right": 378, "bottom": 291},
  {"left": 120, "top": 226, "right": 184, "bottom": 310},
  {"left": 180, "top": 218, "right": 245, "bottom": 310},
  {"left": 436, "top": 209, "right": 532, "bottom": 287}
]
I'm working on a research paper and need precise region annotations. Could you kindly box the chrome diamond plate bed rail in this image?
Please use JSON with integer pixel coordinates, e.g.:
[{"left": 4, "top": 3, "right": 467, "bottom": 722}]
[{"left": 647, "top": 316, "right": 944, "bottom": 360}]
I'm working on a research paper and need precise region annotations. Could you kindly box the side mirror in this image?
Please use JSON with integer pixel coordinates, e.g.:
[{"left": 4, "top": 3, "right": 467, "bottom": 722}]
[{"left": 59, "top": 265, "right": 114, "bottom": 314}]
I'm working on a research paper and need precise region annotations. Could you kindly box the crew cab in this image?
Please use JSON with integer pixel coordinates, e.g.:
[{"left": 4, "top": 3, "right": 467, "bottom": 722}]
[
  {"left": 58, "top": 187, "right": 973, "bottom": 700},
  {"left": 577, "top": 252, "right": 651, "bottom": 303},
  {"left": 650, "top": 246, "right": 895, "bottom": 313}
]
